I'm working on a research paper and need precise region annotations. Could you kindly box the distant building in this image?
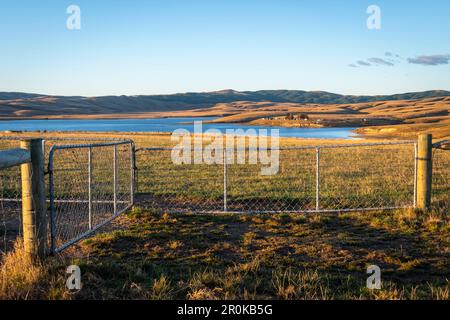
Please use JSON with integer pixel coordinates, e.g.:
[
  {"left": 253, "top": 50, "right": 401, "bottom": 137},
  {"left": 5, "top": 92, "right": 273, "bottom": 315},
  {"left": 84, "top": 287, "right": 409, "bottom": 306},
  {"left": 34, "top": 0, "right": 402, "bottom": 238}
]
[{"left": 284, "top": 113, "right": 310, "bottom": 121}]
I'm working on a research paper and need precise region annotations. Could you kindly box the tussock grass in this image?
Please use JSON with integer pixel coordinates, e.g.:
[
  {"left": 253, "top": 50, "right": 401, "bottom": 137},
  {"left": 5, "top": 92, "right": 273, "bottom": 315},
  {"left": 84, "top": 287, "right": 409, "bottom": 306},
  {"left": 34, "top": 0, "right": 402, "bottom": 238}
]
[
  {"left": 272, "top": 268, "right": 330, "bottom": 300},
  {"left": 0, "top": 241, "right": 75, "bottom": 300},
  {"left": 0, "top": 241, "right": 42, "bottom": 299},
  {"left": 149, "top": 275, "right": 173, "bottom": 300}
]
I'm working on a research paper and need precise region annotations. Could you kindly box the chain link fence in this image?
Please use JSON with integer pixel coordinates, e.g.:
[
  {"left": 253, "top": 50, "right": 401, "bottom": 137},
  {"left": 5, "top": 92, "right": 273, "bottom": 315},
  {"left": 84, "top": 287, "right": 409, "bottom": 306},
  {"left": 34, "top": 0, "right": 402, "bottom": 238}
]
[
  {"left": 0, "top": 164, "right": 22, "bottom": 255},
  {"left": 136, "top": 148, "right": 224, "bottom": 212},
  {"left": 0, "top": 137, "right": 134, "bottom": 255},
  {"left": 432, "top": 142, "right": 450, "bottom": 212},
  {"left": 135, "top": 141, "right": 418, "bottom": 213},
  {"left": 1, "top": 136, "right": 448, "bottom": 256}
]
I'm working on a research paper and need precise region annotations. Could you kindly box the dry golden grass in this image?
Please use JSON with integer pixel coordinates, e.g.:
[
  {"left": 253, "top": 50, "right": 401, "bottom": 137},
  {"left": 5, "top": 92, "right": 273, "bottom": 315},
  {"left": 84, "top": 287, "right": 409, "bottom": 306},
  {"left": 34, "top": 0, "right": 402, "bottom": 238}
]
[
  {"left": 0, "top": 207, "right": 449, "bottom": 300},
  {"left": 0, "top": 241, "right": 42, "bottom": 299}
]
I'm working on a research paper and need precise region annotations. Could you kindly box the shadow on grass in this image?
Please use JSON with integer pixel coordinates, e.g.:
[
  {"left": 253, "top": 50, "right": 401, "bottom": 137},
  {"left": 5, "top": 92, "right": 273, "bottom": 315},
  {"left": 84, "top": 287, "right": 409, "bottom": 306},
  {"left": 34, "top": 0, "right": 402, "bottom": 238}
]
[{"left": 63, "top": 209, "right": 449, "bottom": 299}]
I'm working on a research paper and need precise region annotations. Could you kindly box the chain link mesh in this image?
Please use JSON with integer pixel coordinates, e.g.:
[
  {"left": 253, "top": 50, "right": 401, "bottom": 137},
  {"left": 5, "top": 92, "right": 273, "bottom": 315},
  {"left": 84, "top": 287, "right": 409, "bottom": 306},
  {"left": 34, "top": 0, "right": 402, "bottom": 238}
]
[
  {"left": 228, "top": 148, "right": 316, "bottom": 212},
  {"left": 319, "top": 143, "right": 415, "bottom": 210},
  {"left": 136, "top": 149, "right": 223, "bottom": 212},
  {"left": 0, "top": 140, "right": 22, "bottom": 256},
  {"left": 0, "top": 137, "right": 134, "bottom": 255},
  {"left": 0, "top": 166, "right": 22, "bottom": 256},
  {"left": 432, "top": 147, "right": 450, "bottom": 212},
  {"left": 136, "top": 142, "right": 418, "bottom": 213},
  {"left": 49, "top": 142, "right": 133, "bottom": 252}
]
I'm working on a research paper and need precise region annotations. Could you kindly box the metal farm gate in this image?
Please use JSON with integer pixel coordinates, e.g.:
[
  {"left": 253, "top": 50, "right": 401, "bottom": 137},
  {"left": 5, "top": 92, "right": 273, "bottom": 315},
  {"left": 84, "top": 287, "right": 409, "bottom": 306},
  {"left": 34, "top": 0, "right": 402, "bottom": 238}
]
[{"left": 48, "top": 140, "right": 135, "bottom": 253}]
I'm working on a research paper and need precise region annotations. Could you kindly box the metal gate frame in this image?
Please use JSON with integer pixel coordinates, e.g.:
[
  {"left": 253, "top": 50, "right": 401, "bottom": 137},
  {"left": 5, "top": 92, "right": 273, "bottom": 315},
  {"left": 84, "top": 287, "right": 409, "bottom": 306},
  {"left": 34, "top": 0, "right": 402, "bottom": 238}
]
[{"left": 48, "top": 140, "right": 135, "bottom": 253}]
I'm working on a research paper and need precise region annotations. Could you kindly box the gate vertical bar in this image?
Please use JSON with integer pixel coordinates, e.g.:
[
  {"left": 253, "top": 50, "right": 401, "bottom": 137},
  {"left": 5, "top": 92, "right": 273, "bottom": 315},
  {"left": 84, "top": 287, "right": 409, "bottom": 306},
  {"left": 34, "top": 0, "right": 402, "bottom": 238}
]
[
  {"left": 113, "top": 145, "right": 118, "bottom": 214},
  {"left": 48, "top": 148, "right": 56, "bottom": 254},
  {"left": 135, "top": 150, "right": 139, "bottom": 194},
  {"left": 130, "top": 143, "right": 135, "bottom": 205},
  {"left": 88, "top": 147, "right": 93, "bottom": 229},
  {"left": 41, "top": 139, "right": 46, "bottom": 164},
  {"left": 315, "top": 147, "right": 320, "bottom": 211},
  {"left": 223, "top": 147, "right": 228, "bottom": 212}
]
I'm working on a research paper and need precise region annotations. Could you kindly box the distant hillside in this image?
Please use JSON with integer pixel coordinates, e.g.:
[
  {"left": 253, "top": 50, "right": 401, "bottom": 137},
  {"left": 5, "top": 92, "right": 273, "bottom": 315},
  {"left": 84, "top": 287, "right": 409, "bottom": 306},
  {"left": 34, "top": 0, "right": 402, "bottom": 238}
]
[{"left": 0, "top": 89, "right": 450, "bottom": 119}]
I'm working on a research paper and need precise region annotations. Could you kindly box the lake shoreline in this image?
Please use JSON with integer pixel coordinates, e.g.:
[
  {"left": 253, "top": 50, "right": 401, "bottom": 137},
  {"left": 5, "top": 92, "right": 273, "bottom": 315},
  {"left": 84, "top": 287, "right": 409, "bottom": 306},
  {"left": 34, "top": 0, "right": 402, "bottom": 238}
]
[{"left": 0, "top": 118, "right": 360, "bottom": 139}]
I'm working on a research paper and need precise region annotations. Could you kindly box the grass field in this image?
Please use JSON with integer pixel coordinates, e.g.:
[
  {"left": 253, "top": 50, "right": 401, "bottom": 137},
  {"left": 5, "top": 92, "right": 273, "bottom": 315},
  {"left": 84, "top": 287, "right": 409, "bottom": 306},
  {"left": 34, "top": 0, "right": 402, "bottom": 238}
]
[
  {"left": 1, "top": 208, "right": 449, "bottom": 300},
  {"left": 0, "top": 132, "right": 449, "bottom": 300}
]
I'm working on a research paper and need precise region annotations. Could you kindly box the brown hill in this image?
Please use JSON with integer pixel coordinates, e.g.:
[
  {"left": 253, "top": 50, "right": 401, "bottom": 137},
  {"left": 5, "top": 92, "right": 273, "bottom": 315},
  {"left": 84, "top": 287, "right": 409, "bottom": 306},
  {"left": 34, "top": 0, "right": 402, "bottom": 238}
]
[
  {"left": 1, "top": 89, "right": 450, "bottom": 119},
  {"left": 0, "top": 90, "right": 449, "bottom": 138}
]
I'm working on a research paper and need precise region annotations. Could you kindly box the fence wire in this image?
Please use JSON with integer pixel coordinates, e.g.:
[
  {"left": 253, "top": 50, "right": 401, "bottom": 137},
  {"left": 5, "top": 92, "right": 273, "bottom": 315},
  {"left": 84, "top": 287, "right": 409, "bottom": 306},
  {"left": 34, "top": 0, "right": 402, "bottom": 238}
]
[
  {"left": 136, "top": 142, "right": 418, "bottom": 213},
  {"left": 432, "top": 146, "right": 450, "bottom": 212},
  {"left": 0, "top": 165, "right": 22, "bottom": 256},
  {"left": 136, "top": 149, "right": 223, "bottom": 212}
]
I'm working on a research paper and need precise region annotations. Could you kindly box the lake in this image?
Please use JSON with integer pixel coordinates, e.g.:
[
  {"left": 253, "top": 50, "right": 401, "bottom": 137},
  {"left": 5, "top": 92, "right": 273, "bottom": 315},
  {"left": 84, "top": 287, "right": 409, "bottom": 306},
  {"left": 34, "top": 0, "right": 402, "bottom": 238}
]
[{"left": 0, "top": 118, "right": 358, "bottom": 139}]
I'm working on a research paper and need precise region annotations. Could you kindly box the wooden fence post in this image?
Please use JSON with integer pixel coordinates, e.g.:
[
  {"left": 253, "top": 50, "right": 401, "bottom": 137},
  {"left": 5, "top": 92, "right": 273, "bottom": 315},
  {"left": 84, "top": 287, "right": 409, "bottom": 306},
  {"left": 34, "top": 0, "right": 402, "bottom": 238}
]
[
  {"left": 20, "top": 139, "right": 47, "bottom": 260},
  {"left": 416, "top": 134, "right": 433, "bottom": 210}
]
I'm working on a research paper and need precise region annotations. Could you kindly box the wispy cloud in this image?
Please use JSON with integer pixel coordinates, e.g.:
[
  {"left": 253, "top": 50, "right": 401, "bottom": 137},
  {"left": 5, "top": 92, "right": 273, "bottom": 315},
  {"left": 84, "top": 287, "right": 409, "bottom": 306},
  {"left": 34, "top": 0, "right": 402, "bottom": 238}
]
[
  {"left": 368, "top": 57, "right": 394, "bottom": 66},
  {"left": 407, "top": 54, "right": 450, "bottom": 66},
  {"left": 350, "top": 53, "right": 450, "bottom": 68},
  {"left": 357, "top": 60, "right": 371, "bottom": 66},
  {"left": 385, "top": 52, "right": 402, "bottom": 59},
  {"left": 350, "top": 53, "right": 402, "bottom": 68}
]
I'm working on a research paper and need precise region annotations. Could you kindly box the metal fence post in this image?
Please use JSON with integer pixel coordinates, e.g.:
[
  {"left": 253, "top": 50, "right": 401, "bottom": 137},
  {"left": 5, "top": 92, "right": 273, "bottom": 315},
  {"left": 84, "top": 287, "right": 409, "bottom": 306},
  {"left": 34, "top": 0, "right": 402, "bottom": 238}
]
[
  {"left": 20, "top": 139, "right": 47, "bottom": 260},
  {"left": 223, "top": 147, "right": 228, "bottom": 212},
  {"left": 41, "top": 139, "right": 46, "bottom": 162},
  {"left": 88, "top": 147, "right": 93, "bottom": 229},
  {"left": 315, "top": 147, "right": 320, "bottom": 211},
  {"left": 413, "top": 143, "right": 418, "bottom": 208},
  {"left": 130, "top": 143, "right": 135, "bottom": 205},
  {"left": 416, "top": 134, "right": 432, "bottom": 210},
  {"left": 113, "top": 145, "right": 118, "bottom": 214}
]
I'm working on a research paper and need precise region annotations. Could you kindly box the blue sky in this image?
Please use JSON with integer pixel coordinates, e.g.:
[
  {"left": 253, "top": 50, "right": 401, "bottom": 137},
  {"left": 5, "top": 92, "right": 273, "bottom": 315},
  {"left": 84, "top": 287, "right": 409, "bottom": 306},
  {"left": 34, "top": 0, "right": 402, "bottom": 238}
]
[{"left": 0, "top": 0, "right": 449, "bottom": 96}]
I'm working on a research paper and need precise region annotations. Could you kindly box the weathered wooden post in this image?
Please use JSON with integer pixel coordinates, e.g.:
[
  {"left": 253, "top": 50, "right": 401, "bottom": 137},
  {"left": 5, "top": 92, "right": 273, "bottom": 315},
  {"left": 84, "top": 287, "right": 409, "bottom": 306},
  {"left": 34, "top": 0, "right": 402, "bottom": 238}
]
[
  {"left": 416, "top": 134, "right": 433, "bottom": 210},
  {"left": 20, "top": 139, "right": 47, "bottom": 260}
]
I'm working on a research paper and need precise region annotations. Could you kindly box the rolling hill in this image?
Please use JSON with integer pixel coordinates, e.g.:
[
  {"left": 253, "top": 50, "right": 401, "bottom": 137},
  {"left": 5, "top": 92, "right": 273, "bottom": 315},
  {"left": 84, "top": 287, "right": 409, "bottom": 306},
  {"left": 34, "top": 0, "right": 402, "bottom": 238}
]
[
  {"left": 1, "top": 89, "right": 450, "bottom": 119},
  {"left": 1, "top": 89, "right": 449, "bottom": 139}
]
